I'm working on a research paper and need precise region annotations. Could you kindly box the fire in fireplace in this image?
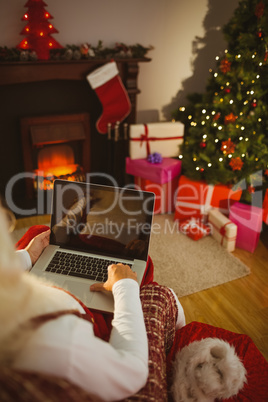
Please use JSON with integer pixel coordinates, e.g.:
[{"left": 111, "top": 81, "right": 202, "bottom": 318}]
[
  {"left": 20, "top": 113, "right": 90, "bottom": 197},
  {"left": 33, "top": 144, "right": 85, "bottom": 191}
]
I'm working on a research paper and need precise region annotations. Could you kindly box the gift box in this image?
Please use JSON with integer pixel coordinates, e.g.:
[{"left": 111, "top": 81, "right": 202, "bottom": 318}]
[
  {"left": 129, "top": 122, "right": 184, "bottom": 159},
  {"left": 208, "top": 209, "right": 237, "bottom": 252},
  {"left": 126, "top": 158, "right": 182, "bottom": 214},
  {"left": 229, "top": 202, "right": 263, "bottom": 253},
  {"left": 135, "top": 176, "right": 178, "bottom": 214},
  {"left": 174, "top": 175, "right": 242, "bottom": 221},
  {"left": 126, "top": 157, "right": 182, "bottom": 184},
  {"left": 263, "top": 189, "right": 268, "bottom": 225},
  {"left": 179, "top": 218, "right": 211, "bottom": 241}
]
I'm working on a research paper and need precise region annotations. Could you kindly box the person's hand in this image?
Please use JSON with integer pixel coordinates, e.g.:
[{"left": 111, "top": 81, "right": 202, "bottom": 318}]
[
  {"left": 90, "top": 263, "right": 137, "bottom": 292},
  {"left": 25, "top": 229, "right": 50, "bottom": 265}
]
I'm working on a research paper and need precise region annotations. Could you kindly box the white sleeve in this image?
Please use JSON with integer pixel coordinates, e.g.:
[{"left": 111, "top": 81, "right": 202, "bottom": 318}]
[
  {"left": 13, "top": 279, "right": 149, "bottom": 402},
  {"left": 69, "top": 279, "right": 149, "bottom": 400},
  {"left": 16, "top": 250, "right": 32, "bottom": 271}
]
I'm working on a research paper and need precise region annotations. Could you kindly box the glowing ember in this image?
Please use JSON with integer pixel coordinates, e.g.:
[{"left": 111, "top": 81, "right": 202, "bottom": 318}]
[
  {"left": 34, "top": 163, "right": 80, "bottom": 178},
  {"left": 33, "top": 145, "right": 85, "bottom": 190}
]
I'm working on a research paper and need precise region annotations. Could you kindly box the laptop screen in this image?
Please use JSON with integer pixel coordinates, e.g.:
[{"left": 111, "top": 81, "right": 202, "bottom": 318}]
[{"left": 50, "top": 180, "right": 155, "bottom": 261}]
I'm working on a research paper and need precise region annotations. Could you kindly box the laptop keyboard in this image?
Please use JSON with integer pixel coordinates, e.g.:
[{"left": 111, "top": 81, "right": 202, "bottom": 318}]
[{"left": 45, "top": 251, "right": 132, "bottom": 282}]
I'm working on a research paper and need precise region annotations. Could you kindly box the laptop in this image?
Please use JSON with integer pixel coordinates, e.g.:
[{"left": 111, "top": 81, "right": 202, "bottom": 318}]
[{"left": 31, "top": 179, "right": 155, "bottom": 313}]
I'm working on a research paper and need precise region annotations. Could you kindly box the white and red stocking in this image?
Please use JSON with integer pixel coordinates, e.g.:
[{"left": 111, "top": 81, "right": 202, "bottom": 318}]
[{"left": 87, "top": 61, "right": 131, "bottom": 134}]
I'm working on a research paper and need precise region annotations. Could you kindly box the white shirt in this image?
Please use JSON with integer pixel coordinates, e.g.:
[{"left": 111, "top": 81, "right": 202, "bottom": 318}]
[{"left": 14, "top": 250, "right": 149, "bottom": 401}]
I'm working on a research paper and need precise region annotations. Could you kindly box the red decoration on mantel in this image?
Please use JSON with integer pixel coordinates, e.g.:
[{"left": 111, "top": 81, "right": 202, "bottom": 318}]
[{"left": 16, "top": 0, "right": 63, "bottom": 60}]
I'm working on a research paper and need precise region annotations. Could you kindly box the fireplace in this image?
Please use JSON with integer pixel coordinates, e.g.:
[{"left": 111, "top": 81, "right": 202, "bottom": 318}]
[
  {"left": 20, "top": 113, "right": 90, "bottom": 197},
  {"left": 34, "top": 144, "right": 83, "bottom": 189},
  {"left": 0, "top": 58, "right": 151, "bottom": 215}
]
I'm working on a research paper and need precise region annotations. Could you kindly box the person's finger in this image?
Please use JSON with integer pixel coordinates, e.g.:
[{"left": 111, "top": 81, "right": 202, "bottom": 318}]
[
  {"left": 44, "top": 231, "right": 51, "bottom": 244},
  {"left": 90, "top": 282, "right": 105, "bottom": 292},
  {"left": 40, "top": 229, "right": 51, "bottom": 240},
  {"left": 35, "top": 230, "right": 50, "bottom": 245}
]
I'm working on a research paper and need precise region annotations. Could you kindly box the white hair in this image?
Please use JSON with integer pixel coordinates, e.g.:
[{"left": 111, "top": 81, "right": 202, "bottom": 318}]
[
  {"left": 0, "top": 207, "right": 69, "bottom": 363},
  {"left": 0, "top": 206, "right": 21, "bottom": 273}
]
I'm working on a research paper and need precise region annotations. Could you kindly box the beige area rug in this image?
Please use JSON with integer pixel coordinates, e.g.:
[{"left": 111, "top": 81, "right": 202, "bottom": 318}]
[{"left": 149, "top": 214, "right": 250, "bottom": 298}]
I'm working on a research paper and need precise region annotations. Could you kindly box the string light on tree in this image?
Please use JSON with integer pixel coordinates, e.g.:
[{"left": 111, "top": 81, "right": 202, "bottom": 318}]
[{"left": 172, "top": 0, "right": 268, "bottom": 201}]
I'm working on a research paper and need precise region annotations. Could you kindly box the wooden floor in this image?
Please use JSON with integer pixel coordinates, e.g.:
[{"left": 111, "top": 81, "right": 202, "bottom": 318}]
[
  {"left": 14, "top": 215, "right": 268, "bottom": 361},
  {"left": 181, "top": 240, "right": 268, "bottom": 361}
]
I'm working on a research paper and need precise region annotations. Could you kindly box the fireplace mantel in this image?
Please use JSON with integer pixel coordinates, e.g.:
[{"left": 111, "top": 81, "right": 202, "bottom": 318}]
[
  {"left": 0, "top": 58, "right": 151, "bottom": 86},
  {"left": 0, "top": 57, "right": 151, "bottom": 127}
]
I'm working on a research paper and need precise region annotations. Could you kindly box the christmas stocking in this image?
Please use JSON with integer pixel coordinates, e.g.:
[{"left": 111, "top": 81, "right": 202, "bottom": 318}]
[{"left": 87, "top": 61, "right": 131, "bottom": 134}]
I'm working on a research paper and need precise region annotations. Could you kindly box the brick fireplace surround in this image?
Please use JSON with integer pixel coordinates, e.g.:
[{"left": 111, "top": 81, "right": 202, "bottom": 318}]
[{"left": 0, "top": 58, "right": 150, "bottom": 214}]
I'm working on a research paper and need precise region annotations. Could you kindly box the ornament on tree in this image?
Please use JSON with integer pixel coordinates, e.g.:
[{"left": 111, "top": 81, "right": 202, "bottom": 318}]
[
  {"left": 224, "top": 112, "right": 237, "bottom": 124},
  {"left": 221, "top": 138, "right": 236, "bottom": 154},
  {"left": 247, "top": 185, "right": 255, "bottom": 194},
  {"left": 213, "top": 112, "right": 221, "bottom": 121},
  {"left": 199, "top": 141, "right": 207, "bottom": 149},
  {"left": 264, "top": 169, "right": 268, "bottom": 176},
  {"left": 87, "top": 61, "right": 131, "bottom": 134},
  {"left": 252, "top": 99, "right": 257, "bottom": 108},
  {"left": 257, "top": 28, "right": 263, "bottom": 38},
  {"left": 225, "top": 87, "right": 231, "bottom": 93},
  {"left": 255, "top": 0, "right": 265, "bottom": 19},
  {"left": 229, "top": 157, "right": 244, "bottom": 171},
  {"left": 17, "top": 0, "right": 63, "bottom": 60},
  {"left": 219, "top": 58, "right": 231, "bottom": 74}
]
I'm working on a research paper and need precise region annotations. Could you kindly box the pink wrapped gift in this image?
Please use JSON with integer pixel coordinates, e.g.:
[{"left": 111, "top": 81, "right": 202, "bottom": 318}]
[
  {"left": 263, "top": 189, "right": 268, "bottom": 225},
  {"left": 229, "top": 202, "right": 263, "bottom": 253},
  {"left": 208, "top": 209, "right": 237, "bottom": 252},
  {"left": 126, "top": 157, "right": 182, "bottom": 184},
  {"left": 126, "top": 158, "right": 182, "bottom": 214},
  {"left": 129, "top": 122, "right": 184, "bottom": 159}
]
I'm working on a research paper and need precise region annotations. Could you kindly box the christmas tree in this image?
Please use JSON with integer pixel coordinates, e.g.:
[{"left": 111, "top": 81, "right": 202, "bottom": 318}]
[
  {"left": 173, "top": 0, "right": 268, "bottom": 202},
  {"left": 17, "top": 0, "right": 63, "bottom": 60}
]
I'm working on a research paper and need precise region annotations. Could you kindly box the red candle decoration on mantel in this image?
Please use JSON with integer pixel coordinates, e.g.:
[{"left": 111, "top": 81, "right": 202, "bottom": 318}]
[{"left": 16, "top": 0, "right": 63, "bottom": 60}]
